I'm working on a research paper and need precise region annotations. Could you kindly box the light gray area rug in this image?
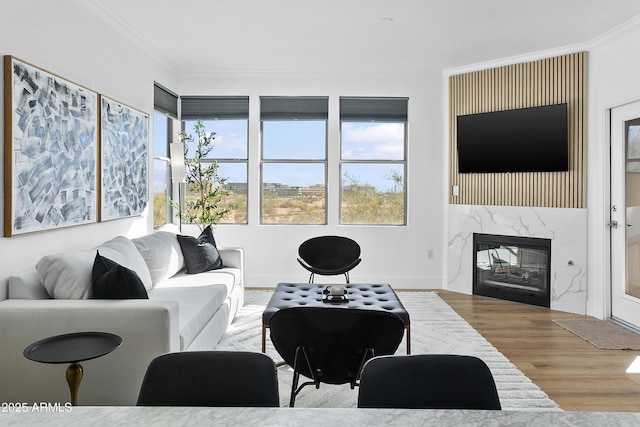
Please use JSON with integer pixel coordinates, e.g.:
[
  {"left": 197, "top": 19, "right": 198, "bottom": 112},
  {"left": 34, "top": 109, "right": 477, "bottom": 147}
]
[
  {"left": 553, "top": 318, "right": 640, "bottom": 350},
  {"left": 217, "top": 290, "right": 559, "bottom": 410}
]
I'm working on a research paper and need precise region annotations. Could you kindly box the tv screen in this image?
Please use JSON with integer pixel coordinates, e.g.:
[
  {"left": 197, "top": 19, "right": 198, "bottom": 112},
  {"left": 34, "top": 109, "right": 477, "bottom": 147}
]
[{"left": 456, "top": 103, "right": 568, "bottom": 173}]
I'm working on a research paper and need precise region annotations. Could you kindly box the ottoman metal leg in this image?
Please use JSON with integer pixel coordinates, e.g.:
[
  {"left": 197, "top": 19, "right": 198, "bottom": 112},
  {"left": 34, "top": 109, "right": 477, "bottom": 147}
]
[
  {"left": 406, "top": 325, "right": 411, "bottom": 354},
  {"left": 262, "top": 324, "right": 268, "bottom": 353}
]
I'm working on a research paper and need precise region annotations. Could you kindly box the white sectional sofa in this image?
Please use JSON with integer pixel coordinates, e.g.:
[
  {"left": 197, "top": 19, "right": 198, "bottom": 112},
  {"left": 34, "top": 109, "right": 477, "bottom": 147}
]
[{"left": 0, "top": 229, "right": 244, "bottom": 406}]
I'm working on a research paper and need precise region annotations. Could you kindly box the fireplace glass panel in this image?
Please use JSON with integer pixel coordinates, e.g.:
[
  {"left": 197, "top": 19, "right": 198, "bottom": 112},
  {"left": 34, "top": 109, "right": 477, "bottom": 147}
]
[{"left": 473, "top": 234, "right": 551, "bottom": 307}]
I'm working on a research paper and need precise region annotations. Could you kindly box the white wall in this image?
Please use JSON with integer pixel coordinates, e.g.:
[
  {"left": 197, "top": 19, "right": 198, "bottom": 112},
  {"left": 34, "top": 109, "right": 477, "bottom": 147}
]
[
  {"left": 586, "top": 16, "right": 640, "bottom": 318},
  {"left": 0, "top": 0, "right": 179, "bottom": 298},
  {"left": 179, "top": 71, "right": 445, "bottom": 288}
]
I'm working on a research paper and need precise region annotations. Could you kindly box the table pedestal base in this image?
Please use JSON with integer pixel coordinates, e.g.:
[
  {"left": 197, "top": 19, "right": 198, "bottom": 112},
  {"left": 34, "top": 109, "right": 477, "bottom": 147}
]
[{"left": 65, "top": 362, "right": 83, "bottom": 406}]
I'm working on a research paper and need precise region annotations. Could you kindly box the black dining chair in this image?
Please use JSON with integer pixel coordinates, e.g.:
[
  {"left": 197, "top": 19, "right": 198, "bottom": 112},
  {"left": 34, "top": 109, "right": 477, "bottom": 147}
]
[
  {"left": 357, "top": 354, "right": 501, "bottom": 410},
  {"left": 269, "top": 306, "right": 405, "bottom": 407},
  {"left": 297, "top": 235, "right": 361, "bottom": 283},
  {"left": 136, "top": 351, "right": 280, "bottom": 407}
]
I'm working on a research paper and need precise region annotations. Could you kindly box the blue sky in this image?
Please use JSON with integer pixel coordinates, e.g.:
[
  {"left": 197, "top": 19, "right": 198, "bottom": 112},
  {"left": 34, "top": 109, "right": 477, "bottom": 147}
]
[{"left": 154, "top": 115, "right": 405, "bottom": 191}]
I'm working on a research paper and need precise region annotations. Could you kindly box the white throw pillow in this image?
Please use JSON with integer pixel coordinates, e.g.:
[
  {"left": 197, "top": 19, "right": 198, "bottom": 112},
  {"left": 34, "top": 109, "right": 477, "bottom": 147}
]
[
  {"left": 97, "top": 236, "right": 153, "bottom": 290},
  {"left": 36, "top": 250, "right": 95, "bottom": 299},
  {"left": 36, "top": 236, "right": 153, "bottom": 299},
  {"left": 132, "top": 231, "right": 185, "bottom": 285}
]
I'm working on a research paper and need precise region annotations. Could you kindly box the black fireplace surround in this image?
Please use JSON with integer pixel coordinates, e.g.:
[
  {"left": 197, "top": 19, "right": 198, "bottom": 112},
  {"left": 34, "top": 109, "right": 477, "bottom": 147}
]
[{"left": 473, "top": 233, "right": 551, "bottom": 308}]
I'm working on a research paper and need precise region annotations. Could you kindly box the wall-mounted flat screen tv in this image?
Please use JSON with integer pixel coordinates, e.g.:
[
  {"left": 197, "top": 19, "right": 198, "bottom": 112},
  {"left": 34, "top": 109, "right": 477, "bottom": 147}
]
[{"left": 456, "top": 103, "right": 569, "bottom": 173}]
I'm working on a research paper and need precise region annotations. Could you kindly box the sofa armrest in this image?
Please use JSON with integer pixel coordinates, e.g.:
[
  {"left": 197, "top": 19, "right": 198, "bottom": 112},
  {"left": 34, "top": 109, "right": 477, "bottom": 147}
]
[
  {"left": 219, "top": 247, "right": 243, "bottom": 270},
  {"left": 0, "top": 299, "right": 179, "bottom": 406},
  {"left": 8, "top": 268, "right": 50, "bottom": 299}
]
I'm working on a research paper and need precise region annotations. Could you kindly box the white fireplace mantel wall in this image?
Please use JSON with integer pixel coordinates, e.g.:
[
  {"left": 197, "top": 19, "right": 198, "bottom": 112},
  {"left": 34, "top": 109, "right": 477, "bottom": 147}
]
[{"left": 447, "top": 204, "right": 587, "bottom": 315}]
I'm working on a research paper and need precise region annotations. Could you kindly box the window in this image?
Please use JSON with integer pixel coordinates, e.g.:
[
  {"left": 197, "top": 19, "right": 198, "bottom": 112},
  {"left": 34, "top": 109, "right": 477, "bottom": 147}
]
[
  {"left": 157, "top": 93, "right": 409, "bottom": 227},
  {"left": 340, "top": 97, "right": 408, "bottom": 225},
  {"left": 260, "top": 97, "right": 328, "bottom": 224},
  {"left": 180, "top": 96, "right": 249, "bottom": 224},
  {"left": 153, "top": 112, "right": 171, "bottom": 228},
  {"left": 152, "top": 83, "right": 178, "bottom": 229}
]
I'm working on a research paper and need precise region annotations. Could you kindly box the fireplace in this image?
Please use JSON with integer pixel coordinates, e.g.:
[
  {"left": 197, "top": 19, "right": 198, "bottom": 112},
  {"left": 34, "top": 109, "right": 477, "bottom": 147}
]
[{"left": 473, "top": 233, "right": 551, "bottom": 308}]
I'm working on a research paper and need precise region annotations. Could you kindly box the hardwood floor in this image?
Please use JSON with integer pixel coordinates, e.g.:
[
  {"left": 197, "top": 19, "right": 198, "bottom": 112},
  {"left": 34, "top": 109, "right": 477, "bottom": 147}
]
[{"left": 434, "top": 290, "right": 640, "bottom": 412}]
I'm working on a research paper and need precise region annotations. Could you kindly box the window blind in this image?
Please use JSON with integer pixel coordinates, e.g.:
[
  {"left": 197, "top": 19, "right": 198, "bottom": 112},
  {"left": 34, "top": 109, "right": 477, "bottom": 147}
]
[
  {"left": 260, "top": 96, "right": 329, "bottom": 120},
  {"left": 180, "top": 96, "right": 249, "bottom": 120},
  {"left": 340, "top": 97, "right": 408, "bottom": 122},
  {"left": 154, "top": 83, "right": 178, "bottom": 119}
]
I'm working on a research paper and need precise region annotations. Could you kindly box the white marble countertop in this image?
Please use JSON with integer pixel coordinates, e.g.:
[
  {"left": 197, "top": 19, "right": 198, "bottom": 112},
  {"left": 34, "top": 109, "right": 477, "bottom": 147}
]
[{"left": 2, "top": 406, "right": 640, "bottom": 426}]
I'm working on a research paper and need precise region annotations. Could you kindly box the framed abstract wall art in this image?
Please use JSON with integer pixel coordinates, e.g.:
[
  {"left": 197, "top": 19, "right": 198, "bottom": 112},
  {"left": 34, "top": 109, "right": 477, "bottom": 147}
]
[
  {"left": 99, "top": 95, "right": 149, "bottom": 221},
  {"left": 4, "top": 56, "right": 98, "bottom": 236}
]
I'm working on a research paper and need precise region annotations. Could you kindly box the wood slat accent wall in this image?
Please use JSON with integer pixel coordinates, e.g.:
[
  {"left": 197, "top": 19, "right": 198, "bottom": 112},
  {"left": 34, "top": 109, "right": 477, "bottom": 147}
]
[{"left": 448, "top": 52, "right": 586, "bottom": 208}]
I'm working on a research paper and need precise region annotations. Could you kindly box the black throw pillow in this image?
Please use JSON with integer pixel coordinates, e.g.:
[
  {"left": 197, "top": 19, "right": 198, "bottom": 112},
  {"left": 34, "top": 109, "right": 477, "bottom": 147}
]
[
  {"left": 177, "top": 225, "right": 224, "bottom": 274},
  {"left": 92, "top": 251, "right": 149, "bottom": 299}
]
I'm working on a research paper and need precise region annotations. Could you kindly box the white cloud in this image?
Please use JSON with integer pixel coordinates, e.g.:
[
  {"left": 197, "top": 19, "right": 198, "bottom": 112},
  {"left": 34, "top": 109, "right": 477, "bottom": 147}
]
[
  {"left": 343, "top": 122, "right": 404, "bottom": 142},
  {"left": 342, "top": 122, "right": 404, "bottom": 160}
]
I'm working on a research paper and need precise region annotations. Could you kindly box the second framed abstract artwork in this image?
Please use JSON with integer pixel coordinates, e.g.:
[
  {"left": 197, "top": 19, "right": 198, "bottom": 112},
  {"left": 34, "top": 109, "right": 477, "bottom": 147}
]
[{"left": 99, "top": 95, "right": 149, "bottom": 221}]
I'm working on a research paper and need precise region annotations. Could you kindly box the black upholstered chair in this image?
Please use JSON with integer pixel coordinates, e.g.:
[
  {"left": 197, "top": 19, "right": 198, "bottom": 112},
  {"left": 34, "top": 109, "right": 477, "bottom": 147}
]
[
  {"left": 357, "top": 354, "right": 501, "bottom": 410},
  {"left": 269, "top": 306, "right": 405, "bottom": 407},
  {"left": 136, "top": 351, "right": 279, "bottom": 407},
  {"left": 297, "top": 235, "right": 361, "bottom": 283}
]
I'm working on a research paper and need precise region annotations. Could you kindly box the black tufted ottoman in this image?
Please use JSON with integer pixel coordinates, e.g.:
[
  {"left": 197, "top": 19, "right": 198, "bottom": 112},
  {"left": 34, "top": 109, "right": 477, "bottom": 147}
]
[{"left": 262, "top": 283, "right": 410, "bottom": 355}]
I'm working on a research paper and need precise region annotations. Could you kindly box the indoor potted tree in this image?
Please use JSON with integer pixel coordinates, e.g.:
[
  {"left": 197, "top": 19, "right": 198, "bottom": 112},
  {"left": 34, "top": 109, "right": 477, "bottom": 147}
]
[{"left": 173, "top": 119, "right": 230, "bottom": 231}]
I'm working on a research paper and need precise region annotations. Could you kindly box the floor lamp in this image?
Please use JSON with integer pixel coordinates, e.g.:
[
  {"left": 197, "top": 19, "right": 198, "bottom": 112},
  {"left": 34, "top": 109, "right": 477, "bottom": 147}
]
[{"left": 170, "top": 143, "right": 186, "bottom": 232}]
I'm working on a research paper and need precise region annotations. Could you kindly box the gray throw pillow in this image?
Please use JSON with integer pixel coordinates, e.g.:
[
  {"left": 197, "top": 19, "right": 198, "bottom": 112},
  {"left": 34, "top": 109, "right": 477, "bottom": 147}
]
[{"left": 177, "top": 226, "right": 223, "bottom": 274}]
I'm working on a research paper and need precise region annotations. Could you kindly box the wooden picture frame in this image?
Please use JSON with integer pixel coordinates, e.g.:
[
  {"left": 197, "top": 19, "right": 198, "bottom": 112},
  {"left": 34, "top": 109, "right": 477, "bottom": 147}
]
[
  {"left": 4, "top": 56, "right": 98, "bottom": 236},
  {"left": 99, "top": 95, "right": 149, "bottom": 221}
]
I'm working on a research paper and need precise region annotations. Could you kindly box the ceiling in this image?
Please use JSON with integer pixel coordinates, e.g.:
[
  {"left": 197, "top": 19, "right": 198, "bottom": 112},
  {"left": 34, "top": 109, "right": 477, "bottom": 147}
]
[{"left": 90, "top": 0, "right": 640, "bottom": 74}]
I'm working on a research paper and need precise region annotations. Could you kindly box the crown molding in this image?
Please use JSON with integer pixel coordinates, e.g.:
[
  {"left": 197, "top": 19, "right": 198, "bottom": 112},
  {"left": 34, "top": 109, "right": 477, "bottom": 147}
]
[
  {"left": 179, "top": 67, "right": 440, "bottom": 80},
  {"left": 589, "top": 13, "right": 640, "bottom": 49},
  {"left": 85, "top": 0, "right": 439, "bottom": 78},
  {"left": 85, "top": 0, "right": 181, "bottom": 75},
  {"left": 85, "top": 0, "right": 640, "bottom": 79},
  {"left": 441, "top": 42, "right": 589, "bottom": 77},
  {"left": 443, "top": 14, "right": 640, "bottom": 77}
]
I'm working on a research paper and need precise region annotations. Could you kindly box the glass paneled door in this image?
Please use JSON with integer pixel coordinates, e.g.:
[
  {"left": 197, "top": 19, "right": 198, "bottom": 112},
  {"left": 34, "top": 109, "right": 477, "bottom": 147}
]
[{"left": 611, "top": 101, "right": 640, "bottom": 327}]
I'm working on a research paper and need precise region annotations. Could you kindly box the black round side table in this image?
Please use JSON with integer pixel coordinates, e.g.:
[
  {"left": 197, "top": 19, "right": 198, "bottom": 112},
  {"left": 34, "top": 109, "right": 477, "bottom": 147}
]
[{"left": 24, "top": 332, "right": 122, "bottom": 405}]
